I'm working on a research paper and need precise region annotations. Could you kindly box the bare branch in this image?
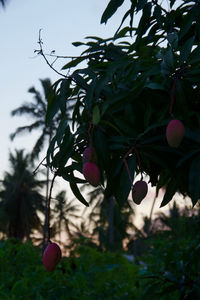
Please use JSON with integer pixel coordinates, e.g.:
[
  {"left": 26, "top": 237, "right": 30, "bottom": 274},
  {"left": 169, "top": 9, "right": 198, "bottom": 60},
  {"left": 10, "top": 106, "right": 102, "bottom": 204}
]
[{"left": 37, "top": 29, "right": 67, "bottom": 78}]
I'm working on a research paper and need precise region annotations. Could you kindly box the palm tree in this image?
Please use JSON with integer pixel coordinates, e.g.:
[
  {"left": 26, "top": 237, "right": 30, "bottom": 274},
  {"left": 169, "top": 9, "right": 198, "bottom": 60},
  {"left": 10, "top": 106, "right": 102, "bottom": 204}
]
[
  {"left": 10, "top": 78, "right": 64, "bottom": 251},
  {"left": 0, "top": 0, "right": 6, "bottom": 7},
  {"left": 0, "top": 149, "right": 45, "bottom": 240},
  {"left": 10, "top": 78, "right": 60, "bottom": 160},
  {"left": 52, "top": 190, "right": 80, "bottom": 244},
  {"left": 85, "top": 187, "right": 135, "bottom": 251}
]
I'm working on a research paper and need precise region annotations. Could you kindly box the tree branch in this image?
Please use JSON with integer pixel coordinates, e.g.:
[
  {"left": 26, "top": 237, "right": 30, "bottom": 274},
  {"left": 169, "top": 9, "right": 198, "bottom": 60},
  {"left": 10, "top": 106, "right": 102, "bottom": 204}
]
[{"left": 37, "top": 29, "right": 67, "bottom": 78}]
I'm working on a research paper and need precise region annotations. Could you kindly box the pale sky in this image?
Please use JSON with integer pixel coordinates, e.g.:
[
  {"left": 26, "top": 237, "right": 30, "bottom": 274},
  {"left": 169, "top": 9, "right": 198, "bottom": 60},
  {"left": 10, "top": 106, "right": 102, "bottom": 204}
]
[{"left": 0, "top": 0, "right": 189, "bottom": 227}]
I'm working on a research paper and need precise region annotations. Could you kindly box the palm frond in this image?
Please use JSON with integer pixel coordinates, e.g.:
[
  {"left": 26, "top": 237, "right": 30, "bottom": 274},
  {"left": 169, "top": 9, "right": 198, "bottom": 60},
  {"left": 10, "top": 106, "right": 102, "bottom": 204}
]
[
  {"left": 31, "top": 131, "right": 47, "bottom": 160},
  {"left": 0, "top": 0, "right": 5, "bottom": 7},
  {"left": 10, "top": 121, "right": 44, "bottom": 140}
]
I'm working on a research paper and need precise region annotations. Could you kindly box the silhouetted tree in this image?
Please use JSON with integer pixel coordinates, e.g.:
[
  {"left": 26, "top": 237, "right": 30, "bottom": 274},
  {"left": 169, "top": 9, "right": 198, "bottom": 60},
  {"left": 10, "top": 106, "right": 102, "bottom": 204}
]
[
  {"left": 0, "top": 149, "right": 45, "bottom": 240},
  {"left": 52, "top": 190, "right": 80, "bottom": 244},
  {"left": 10, "top": 78, "right": 65, "bottom": 251}
]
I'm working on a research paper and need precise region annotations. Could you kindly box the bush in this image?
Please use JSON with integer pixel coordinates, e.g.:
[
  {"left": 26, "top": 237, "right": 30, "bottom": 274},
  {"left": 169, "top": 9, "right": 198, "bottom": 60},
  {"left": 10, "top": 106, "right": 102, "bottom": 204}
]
[
  {"left": 0, "top": 239, "right": 141, "bottom": 299},
  {"left": 140, "top": 230, "right": 200, "bottom": 299}
]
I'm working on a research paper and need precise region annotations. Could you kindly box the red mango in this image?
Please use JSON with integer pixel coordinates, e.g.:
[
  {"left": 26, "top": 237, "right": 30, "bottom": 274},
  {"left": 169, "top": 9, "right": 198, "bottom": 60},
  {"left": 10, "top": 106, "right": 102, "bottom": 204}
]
[
  {"left": 82, "top": 162, "right": 100, "bottom": 187},
  {"left": 43, "top": 242, "right": 62, "bottom": 272},
  {"left": 132, "top": 180, "right": 148, "bottom": 205},
  {"left": 166, "top": 119, "right": 185, "bottom": 148},
  {"left": 82, "top": 146, "right": 97, "bottom": 164}
]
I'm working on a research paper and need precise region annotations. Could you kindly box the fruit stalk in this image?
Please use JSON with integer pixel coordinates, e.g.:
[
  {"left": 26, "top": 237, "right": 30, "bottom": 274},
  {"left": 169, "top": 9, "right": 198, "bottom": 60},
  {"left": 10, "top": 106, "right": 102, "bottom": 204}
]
[
  {"left": 123, "top": 158, "right": 134, "bottom": 189},
  {"left": 46, "top": 173, "right": 57, "bottom": 243}
]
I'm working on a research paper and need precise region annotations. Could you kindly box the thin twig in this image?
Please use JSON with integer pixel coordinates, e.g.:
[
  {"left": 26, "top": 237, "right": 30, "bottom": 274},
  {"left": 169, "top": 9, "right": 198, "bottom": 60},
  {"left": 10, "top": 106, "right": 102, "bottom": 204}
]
[
  {"left": 39, "top": 52, "right": 91, "bottom": 60},
  {"left": 36, "top": 29, "right": 92, "bottom": 91},
  {"left": 123, "top": 158, "right": 134, "bottom": 189},
  {"left": 37, "top": 29, "right": 67, "bottom": 78}
]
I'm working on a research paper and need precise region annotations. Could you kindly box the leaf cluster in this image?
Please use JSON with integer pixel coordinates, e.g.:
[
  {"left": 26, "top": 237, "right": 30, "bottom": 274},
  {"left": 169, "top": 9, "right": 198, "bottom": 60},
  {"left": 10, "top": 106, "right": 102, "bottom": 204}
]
[{"left": 45, "top": 0, "right": 200, "bottom": 207}]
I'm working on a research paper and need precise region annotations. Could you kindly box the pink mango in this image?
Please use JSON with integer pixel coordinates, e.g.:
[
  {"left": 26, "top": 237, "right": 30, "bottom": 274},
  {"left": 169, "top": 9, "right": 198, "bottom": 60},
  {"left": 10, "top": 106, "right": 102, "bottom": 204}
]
[
  {"left": 82, "top": 162, "right": 100, "bottom": 187},
  {"left": 166, "top": 119, "right": 185, "bottom": 148},
  {"left": 82, "top": 146, "right": 97, "bottom": 164},
  {"left": 132, "top": 180, "right": 148, "bottom": 205},
  {"left": 43, "top": 242, "right": 62, "bottom": 272}
]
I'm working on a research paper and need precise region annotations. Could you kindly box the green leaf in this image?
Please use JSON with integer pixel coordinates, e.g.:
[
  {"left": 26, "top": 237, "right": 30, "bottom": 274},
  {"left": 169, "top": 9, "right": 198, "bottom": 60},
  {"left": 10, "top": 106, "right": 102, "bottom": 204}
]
[
  {"left": 136, "top": 2, "right": 152, "bottom": 39},
  {"left": 176, "top": 149, "right": 200, "bottom": 168},
  {"left": 163, "top": 47, "right": 174, "bottom": 70},
  {"left": 136, "top": 0, "right": 147, "bottom": 12},
  {"left": 62, "top": 56, "right": 86, "bottom": 70},
  {"left": 179, "top": 13, "right": 193, "bottom": 40},
  {"left": 185, "top": 129, "right": 200, "bottom": 143},
  {"left": 55, "top": 119, "right": 68, "bottom": 146},
  {"left": 153, "top": 5, "right": 163, "bottom": 26},
  {"left": 169, "top": 0, "right": 176, "bottom": 8},
  {"left": 85, "top": 79, "right": 96, "bottom": 112},
  {"left": 179, "top": 36, "right": 195, "bottom": 64},
  {"left": 94, "top": 128, "right": 110, "bottom": 168},
  {"left": 46, "top": 135, "right": 57, "bottom": 167},
  {"left": 72, "top": 41, "right": 84, "bottom": 47},
  {"left": 116, "top": 156, "right": 136, "bottom": 206},
  {"left": 114, "top": 26, "right": 132, "bottom": 39},
  {"left": 59, "top": 79, "right": 70, "bottom": 114},
  {"left": 45, "top": 92, "right": 59, "bottom": 126},
  {"left": 144, "top": 82, "right": 165, "bottom": 91},
  {"left": 167, "top": 32, "right": 178, "bottom": 49},
  {"left": 60, "top": 169, "right": 86, "bottom": 184},
  {"left": 92, "top": 105, "right": 101, "bottom": 125},
  {"left": 160, "top": 179, "right": 177, "bottom": 207},
  {"left": 69, "top": 181, "right": 89, "bottom": 207},
  {"left": 72, "top": 73, "right": 88, "bottom": 91},
  {"left": 189, "top": 155, "right": 200, "bottom": 206},
  {"left": 46, "top": 79, "right": 70, "bottom": 125},
  {"left": 52, "top": 126, "right": 74, "bottom": 168},
  {"left": 101, "top": 0, "right": 125, "bottom": 24}
]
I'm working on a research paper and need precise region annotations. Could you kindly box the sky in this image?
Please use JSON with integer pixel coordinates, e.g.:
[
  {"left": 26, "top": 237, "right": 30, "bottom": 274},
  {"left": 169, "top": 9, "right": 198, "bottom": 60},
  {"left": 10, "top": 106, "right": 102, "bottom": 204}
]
[{"left": 0, "top": 0, "right": 190, "bottom": 227}]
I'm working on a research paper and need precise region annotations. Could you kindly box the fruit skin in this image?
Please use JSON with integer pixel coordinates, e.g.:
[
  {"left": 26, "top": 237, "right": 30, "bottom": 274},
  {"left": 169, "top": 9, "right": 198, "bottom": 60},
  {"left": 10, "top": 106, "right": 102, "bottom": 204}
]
[
  {"left": 82, "top": 146, "right": 97, "bottom": 164},
  {"left": 166, "top": 119, "right": 185, "bottom": 148},
  {"left": 132, "top": 180, "right": 148, "bottom": 205},
  {"left": 82, "top": 162, "right": 100, "bottom": 187},
  {"left": 43, "top": 242, "right": 62, "bottom": 272}
]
